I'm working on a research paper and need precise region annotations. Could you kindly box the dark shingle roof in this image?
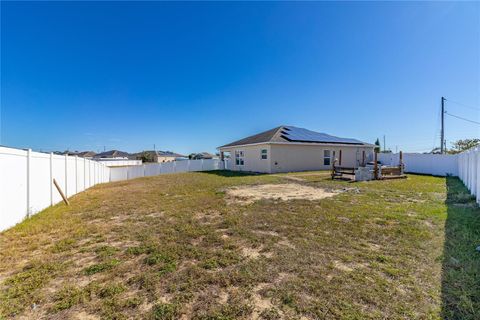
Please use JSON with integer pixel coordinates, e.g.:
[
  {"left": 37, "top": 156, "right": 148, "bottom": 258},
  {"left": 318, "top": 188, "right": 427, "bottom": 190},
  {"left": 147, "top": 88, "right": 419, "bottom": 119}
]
[
  {"left": 134, "top": 150, "right": 186, "bottom": 158},
  {"left": 219, "top": 126, "right": 373, "bottom": 148},
  {"left": 219, "top": 126, "right": 286, "bottom": 148},
  {"left": 156, "top": 151, "right": 186, "bottom": 157},
  {"left": 77, "top": 151, "right": 96, "bottom": 158},
  {"left": 94, "top": 150, "right": 130, "bottom": 158}
]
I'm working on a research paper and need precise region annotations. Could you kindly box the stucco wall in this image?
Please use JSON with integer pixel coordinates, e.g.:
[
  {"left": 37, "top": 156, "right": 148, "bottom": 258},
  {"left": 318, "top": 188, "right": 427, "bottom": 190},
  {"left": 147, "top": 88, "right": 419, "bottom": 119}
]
[
  {"left": 270, "top": 144, "right": 374, "bottom": 173},
  {"left": 221, "top": 143, "right": 374, "bottom": 173},
  {"left": 221, "top": 144, "right": 271, "bottom": 173},
  {"left": 156, "top": 156, "right": 176, "bottom": 163}
]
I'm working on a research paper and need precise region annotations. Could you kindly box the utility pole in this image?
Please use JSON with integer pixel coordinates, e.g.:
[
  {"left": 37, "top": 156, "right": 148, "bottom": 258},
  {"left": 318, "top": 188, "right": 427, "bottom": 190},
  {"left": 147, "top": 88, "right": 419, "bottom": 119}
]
[
  {"left": 154, "top": 144, "right": 156, "bottom": 151},
  {"left": 441, "top": 97, "right": 445, "bottom": 154}
]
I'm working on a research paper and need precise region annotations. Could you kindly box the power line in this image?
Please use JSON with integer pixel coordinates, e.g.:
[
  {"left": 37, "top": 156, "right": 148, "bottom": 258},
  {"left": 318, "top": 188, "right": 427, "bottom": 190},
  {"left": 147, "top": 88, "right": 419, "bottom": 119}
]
[
  {"left": 445, "top": 112, "right": 480, "bottom": 125},
  {"left": 445, "top": 98, "right": 480, "bottom": 111}
]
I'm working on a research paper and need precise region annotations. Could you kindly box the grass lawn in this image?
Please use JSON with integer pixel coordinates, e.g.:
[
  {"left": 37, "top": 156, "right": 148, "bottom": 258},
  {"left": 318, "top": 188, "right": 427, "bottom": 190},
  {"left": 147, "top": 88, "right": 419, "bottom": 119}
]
[{"left": 0, "top": 171, "right": 479, "bottom": 319}]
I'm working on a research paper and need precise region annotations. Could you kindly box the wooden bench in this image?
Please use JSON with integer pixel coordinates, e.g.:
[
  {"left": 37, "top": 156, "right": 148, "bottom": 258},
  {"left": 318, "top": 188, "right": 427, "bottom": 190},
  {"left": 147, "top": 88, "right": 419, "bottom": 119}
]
[{"left": 332, "top": 165, "right": 356, "bottom": 180}]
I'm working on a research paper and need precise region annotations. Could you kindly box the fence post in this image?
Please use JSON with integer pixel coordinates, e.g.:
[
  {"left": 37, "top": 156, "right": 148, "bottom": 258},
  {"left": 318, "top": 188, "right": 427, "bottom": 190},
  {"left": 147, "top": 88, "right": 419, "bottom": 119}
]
[
  {"left": 84, "top": 158, "right": 87, "bottom": 189},
  {"left": 26, "top": 149, "right": 32, "bottom": 217},
  {"left": 173, "top": 161, "right": 176, "bottom": 172},
  {"left": 472, "top": 151, "right": 476, "bottom": 192},
  {"left": 476, "top": 149, "right": 480, "bottom": 204},
  {"left": 201, "top": 159, "right": 204, "bottom": 171},
  {"left": 65, "top": 154, "right": 68, "bottom": 197},
  {"left": 187, "top": 160, "right": 191, "bottom": 172},
  {"left": 75, "top": 155, "right": 78, "bottom": 194},
  {"left": 399, "top": 151, "right": 404, "bottom": 174},
  {"left": 50, "top": 152, "right": 54, "bottom": 205}
]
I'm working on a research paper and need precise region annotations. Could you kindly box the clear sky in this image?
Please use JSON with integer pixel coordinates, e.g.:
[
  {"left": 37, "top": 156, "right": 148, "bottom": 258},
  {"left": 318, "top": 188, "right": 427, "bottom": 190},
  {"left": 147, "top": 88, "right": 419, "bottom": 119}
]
[{"left": 1, "top": 1, "right": 479, "bottom": 154}]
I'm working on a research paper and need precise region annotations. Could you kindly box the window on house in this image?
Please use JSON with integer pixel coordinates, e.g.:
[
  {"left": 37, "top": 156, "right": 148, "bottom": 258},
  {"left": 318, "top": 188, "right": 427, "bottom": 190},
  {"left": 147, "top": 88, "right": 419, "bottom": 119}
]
[
  {"left": 323, "top": 150, "right": 331, "bottom": 166},
  {"left": 235, "top": 150, "right": 245, "bottom": 166},
  {"left": 261, "top": 149, "right": 268, "bottom": 160}
]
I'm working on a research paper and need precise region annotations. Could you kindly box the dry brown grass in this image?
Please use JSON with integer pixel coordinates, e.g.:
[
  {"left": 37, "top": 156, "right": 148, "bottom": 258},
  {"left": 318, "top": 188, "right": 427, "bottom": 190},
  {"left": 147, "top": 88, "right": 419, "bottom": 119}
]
[{"left": 0, "top": 171, "right": 478, "bottom": 319}]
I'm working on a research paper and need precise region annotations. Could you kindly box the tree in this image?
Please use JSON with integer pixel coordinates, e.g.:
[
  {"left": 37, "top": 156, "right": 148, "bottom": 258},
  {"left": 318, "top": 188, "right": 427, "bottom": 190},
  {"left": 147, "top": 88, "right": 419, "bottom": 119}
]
[
  {"left": 448, "top": 139, "right": 480, "bottom": 154},
  {"left": 429, "top": 147, "right": 442, "bottom": 154},
  {"left": 138, "top": 151, "right": 154, "bottom": 162},
  {"left": 374, "top": 138, "right": 381, "bottom": 153}
]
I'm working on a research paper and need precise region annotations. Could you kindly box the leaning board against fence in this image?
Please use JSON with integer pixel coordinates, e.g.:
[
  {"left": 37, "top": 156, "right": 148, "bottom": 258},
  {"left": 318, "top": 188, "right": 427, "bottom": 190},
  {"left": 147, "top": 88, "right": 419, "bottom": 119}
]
[{"left": 0, "top": 147, "right": 110, "bottom": 231}]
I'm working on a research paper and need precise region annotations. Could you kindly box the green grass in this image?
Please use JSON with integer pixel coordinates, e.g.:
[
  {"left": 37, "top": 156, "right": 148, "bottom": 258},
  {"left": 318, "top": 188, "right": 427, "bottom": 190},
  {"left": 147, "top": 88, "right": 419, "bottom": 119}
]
[{"left": 0, "top": 170, "right": 478, "bottom": 319}]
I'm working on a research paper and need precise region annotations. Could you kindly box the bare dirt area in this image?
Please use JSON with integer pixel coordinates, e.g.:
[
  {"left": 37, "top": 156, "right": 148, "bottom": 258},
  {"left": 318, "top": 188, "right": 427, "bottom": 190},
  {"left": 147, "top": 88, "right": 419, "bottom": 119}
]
[{"left": 226, "top": 183, "right": 339, "bottom": 204}]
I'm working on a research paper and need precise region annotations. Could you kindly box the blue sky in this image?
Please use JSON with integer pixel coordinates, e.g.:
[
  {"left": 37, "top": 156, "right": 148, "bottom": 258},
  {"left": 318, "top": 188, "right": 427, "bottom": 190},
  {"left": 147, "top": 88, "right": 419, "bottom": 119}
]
[{"left": 1, "top": 1, "right": 479, "bottom": 154}]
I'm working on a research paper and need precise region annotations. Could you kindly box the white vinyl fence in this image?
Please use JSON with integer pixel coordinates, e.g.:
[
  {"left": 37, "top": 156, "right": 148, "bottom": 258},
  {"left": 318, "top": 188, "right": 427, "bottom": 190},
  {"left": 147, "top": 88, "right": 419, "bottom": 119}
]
[
  {"left": 0, "top": 147, "right": 110, "bottom": 231},
  {"left": 378, "top": 153, "right": 458, "bottom": 176},
  {"left": 457, "top": 147, "right": 480, "bottom": 204},
  {"left": 378, "top": 150, "right": 479, "bottom": 204},
  {"left": 109, "top": 159, "right": 225, "bottom": 182},
  {"left": 1, "top": 146, "right": 226, "bottom": 231}
]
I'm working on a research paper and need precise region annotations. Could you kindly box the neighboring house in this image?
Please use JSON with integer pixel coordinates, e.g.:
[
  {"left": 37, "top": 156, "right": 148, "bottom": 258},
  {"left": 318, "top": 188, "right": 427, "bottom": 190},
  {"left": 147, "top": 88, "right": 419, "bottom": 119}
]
[
  {"left": 61, "top": 150, "right": 80, "bottom": 156},
  {"left": 133, "top": 150, "right": 186, "bottom": 163},
  {"left": 93, "top": 150, "right": 130, "bottom": 159},
  {"left": 77, "top": 151, "right": 96, "bottom": 159},
  {"left": 218, "top": 126, "right": 375, "bottom": 173},
  {"left": 189, "top": 152, "right": 218, "bottom": 160}
]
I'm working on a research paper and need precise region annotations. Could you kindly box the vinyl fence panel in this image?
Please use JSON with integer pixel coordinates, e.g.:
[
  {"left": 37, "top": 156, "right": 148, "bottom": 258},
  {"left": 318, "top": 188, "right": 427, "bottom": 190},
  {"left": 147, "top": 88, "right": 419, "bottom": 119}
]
[
  {"left": 0, "top": 147, "right": 28, "bottom": 231},
  {"left": 188, "top": 159, "right": 203, "bottom": 171},
  {"left": 175, "top": 160, "right": 188, "bottom": 173},
  {"left": 29, "top": 152, "right": 51, "bottom": 214}
]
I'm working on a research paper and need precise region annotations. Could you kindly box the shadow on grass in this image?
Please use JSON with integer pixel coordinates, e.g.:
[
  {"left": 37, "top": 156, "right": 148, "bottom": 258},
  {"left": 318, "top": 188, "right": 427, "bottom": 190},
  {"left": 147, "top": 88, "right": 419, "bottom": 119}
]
[
  {"left": 199, "top": 170, "right": 266, "bottom": 177},
  {"left": 442, "top": 176, "right": 480, "bottom": 319}
]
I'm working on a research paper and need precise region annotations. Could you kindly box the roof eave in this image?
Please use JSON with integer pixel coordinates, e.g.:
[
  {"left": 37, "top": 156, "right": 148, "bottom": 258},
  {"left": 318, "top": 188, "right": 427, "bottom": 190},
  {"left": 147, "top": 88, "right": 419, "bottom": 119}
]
[{"left": 218, "top": 141, "right": 375, "bottom": 150}]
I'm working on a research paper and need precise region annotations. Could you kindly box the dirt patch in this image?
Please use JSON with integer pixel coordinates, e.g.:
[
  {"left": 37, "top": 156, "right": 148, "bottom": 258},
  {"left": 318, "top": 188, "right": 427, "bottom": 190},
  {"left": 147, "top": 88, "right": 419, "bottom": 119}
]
[
  {"left": 251, "top": 283, "right": 274, "bottom": 319},
  {"left": 71, "top": 311, "right": 100, "bottom": 320},
  {"left": 226, "top": 184, "right": 338, "bottom": 204},
  {"left": 241, "top": 246, "right": 272, "bottom": 259}
]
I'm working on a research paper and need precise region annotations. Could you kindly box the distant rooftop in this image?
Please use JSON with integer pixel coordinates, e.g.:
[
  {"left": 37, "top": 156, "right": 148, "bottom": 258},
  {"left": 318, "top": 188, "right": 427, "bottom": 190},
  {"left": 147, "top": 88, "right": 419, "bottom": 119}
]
[{"left": 94, "top": 150, "right": 130, "bottom": 158}]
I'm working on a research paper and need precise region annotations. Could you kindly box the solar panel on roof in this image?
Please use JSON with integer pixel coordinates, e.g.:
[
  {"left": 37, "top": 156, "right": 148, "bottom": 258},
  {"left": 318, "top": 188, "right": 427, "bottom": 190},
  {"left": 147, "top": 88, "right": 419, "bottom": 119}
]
[{"left": 282, "top": 126, "right": 364, "bottom": 145}]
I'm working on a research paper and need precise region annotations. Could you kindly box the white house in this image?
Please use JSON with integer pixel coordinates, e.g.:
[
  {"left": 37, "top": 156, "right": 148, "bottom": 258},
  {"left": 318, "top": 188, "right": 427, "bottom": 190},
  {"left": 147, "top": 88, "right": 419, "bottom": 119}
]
[{"left": 218, "top": 126, "right": 375, "bottom": 173}]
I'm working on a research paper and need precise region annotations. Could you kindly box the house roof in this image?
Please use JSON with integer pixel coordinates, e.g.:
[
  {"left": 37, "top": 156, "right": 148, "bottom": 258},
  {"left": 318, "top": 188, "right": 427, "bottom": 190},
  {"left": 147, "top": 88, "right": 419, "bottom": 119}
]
[
  {"left": 157, "top": 151, "right": 186, "bottom": 157},
  {"left": 94, "top": 150, "right": 130, "bottom": 158},
  {"left": 191, "top": 152, "right": 217, "bottom": 159},
  {"left": 77, "top": 151, "right": 96, "bottom": 158},
  {"left": 134, "top": 150, "right": 186, "bottom": 158},
  {"left": 218, "top": 126, "right": 373, "bottom": 148}
]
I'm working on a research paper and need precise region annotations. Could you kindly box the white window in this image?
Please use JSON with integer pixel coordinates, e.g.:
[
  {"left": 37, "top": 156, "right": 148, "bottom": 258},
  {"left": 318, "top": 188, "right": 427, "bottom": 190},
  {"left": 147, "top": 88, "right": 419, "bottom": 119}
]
[
  {"left": 324, "top": 150, "right": 331, "bottom": 166},
  {"left": 261, "top": 149, "right": 268, "bottom": 160},
  {"left": 235, "top": 150, "right": 244, "bottom": 166}
]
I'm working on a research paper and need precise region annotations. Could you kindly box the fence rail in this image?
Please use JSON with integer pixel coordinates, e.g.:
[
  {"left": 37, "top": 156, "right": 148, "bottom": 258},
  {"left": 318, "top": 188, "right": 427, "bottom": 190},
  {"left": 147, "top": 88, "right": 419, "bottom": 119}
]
[{"left": 95, "top": 159, "right": 142, "bottom": 167}]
